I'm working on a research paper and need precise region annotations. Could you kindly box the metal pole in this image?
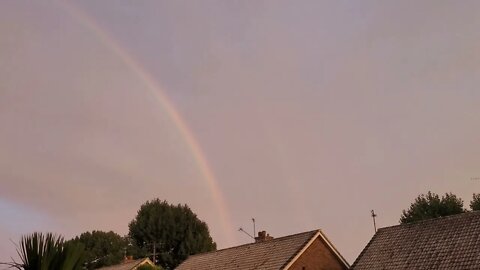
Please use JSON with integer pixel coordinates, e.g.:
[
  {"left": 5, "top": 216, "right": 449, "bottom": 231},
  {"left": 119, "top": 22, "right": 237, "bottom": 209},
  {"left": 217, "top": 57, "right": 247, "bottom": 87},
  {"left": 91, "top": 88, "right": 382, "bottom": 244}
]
[
  {"left": 371, "top": 210, "right": 377, "bottom": 233},
  {"left": 153, "top": 242, "right": 156, "bottom": 265},
  {"left": 238, "top": 227, "right": 254, "bottom": 239}
]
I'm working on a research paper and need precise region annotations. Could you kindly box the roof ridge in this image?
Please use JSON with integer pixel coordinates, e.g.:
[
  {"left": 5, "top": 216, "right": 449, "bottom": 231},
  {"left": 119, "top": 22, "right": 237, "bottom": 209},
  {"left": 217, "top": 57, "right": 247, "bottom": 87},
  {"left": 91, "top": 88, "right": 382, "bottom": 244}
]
[
  {"left": 352, "top": 210, "right": 480, "bottom": 269},
  {"left": 280, "top": 230, "right": 320, "bottom": 269},
  {"left": 281, "top": 229, "right": 350, "bottom": 269},
  {"left": 183, "top": 229, "right": 320, "bottom": 259},
  {"left": 377, "top": 210, "right": 480, "bottom": 231},
  {"left": 351, "top": 230, "right": 380, "bottom": 267},
  {"left": 318, "top": 230, "right": 350, "bottom": 268},
  {"left": 97, "top": 258, "right": 151, "bottom": 269}
]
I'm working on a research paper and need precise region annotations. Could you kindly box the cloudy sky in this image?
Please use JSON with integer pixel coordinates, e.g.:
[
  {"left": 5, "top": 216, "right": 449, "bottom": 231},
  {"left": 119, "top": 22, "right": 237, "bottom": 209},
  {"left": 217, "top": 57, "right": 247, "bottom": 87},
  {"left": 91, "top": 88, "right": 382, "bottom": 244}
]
[{"left": 1, "top": 0, "right": 480, "bottom": 263}]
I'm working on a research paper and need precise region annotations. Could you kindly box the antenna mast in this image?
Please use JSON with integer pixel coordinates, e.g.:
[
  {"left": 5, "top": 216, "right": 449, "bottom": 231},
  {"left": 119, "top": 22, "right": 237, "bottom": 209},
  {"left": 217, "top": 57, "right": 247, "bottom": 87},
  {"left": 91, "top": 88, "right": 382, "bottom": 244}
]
[
  {"left": 252, "top": 218, "right": 256, "bottom": 238},
  {"left": 371, "top": 210, "right": 377, "bottom": 233},
  {"left": 238, "top": 227, "right": 254, "bottom": 240}
]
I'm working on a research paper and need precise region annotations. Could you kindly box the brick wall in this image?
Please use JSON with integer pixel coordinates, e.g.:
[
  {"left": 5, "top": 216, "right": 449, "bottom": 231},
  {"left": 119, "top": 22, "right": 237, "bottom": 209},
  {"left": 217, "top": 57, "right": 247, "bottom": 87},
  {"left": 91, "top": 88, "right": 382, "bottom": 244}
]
[{"left": 288, "top": 237, "right": 348, "bottom": 270}]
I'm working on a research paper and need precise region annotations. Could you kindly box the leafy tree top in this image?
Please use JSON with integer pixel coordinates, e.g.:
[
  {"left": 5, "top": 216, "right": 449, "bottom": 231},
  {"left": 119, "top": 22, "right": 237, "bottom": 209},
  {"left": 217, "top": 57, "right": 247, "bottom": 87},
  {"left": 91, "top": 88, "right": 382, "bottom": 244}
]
[
  {"left": 400, "top": 191, "right": 465, "bottom": 224},
  {"left": 471, "top": 193, "right": 480, "bottom": 211},
  {"left": 68, "top": 230, "right": 127, "bottom": 269},
  {"left": 128, "top": 199, "right": 216, "bottom": 269}
]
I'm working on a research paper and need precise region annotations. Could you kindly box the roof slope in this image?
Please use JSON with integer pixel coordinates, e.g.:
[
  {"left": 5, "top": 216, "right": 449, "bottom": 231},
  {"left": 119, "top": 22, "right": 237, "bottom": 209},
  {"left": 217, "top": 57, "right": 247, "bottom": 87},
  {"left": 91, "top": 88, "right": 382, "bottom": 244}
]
[
  {"left": 176, "top": 230, "right": 322, "bottom": 270},
  {"left": 352, "top": 211, "right": 480, "bottom": 269},
  {"left": 97, "top": 258, "right": 153, "bottom": 270}
]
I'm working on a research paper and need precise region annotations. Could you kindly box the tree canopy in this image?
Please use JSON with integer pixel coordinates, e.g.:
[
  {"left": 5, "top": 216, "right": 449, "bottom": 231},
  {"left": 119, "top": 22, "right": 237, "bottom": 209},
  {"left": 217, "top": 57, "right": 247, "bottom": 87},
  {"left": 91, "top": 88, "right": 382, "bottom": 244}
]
[
  {"left": 68, "top": 230, "right": 127, "bottom": 269},
  {"left": 400, "top": 191, "right": 465, "bottom": 224},
  {"left": 128, "top": 199, "right": 216, "bottom": 269},
  {"left": 471, "top": 193, "right": 480, "bottom": 211}
]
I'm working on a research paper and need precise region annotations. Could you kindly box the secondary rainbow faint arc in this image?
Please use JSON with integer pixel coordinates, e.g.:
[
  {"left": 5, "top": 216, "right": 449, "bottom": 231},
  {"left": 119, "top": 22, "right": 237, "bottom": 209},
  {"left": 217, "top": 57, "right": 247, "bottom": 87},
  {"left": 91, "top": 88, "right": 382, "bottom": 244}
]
[{"left": 60, "top": 1, "right": 235, "bottom": 245}]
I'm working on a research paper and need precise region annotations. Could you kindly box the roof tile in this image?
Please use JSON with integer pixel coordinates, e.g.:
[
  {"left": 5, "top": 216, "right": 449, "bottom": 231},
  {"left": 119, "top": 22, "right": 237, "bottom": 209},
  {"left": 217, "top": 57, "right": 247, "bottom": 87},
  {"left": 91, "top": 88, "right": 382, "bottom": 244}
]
[
  {"left": 352, "top": 211, "right": 480, "bottom": 269},
  {"left": 175, "top": 230, "right": 319, "bottom": 270}
]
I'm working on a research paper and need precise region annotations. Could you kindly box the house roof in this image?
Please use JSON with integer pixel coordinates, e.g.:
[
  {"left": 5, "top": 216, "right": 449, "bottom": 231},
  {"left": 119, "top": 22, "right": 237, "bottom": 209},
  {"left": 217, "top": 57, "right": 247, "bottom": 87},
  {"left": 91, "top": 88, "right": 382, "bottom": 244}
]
[
  {"left": 97, "top": 258, "right": 154, "bottom": 270},
  {"left": 175, "top": 229, "right": 349, "bottom": 270},
  {"left": 352, "top": 211, "right": 480, "bottom": 269}
]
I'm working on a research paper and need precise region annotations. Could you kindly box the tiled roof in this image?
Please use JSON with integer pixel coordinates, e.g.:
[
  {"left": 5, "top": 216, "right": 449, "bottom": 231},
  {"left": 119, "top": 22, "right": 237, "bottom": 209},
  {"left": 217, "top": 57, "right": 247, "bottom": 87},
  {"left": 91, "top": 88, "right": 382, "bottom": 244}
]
[
  {"left": 175, "top": 230, "right": 321, "bottom": 270},
  {"left": 352, "top": 211, "right": 480, "bottom": 269},
  {"left": 97, "top": 258, "right": 153, "bottom": 270}
]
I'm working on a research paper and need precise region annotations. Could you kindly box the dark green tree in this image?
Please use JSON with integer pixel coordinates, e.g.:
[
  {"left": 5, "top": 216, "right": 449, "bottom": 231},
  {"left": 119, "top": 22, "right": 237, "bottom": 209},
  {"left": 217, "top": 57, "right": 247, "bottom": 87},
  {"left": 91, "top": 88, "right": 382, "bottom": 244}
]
[
  {"left": 128, "top": 199, "right": 216, "bottom": 269},
  {"left": 400, "top": 191, "right": 465, "bottom": 224},
  {"left": 68, "top": 230, "right": 127, "bottom": 269},
  {"left": 470, "top": 193, "right": 480, "bottom": 211},
  {"left": 1, "top": 232, "right": 85, "bottom": 270}
]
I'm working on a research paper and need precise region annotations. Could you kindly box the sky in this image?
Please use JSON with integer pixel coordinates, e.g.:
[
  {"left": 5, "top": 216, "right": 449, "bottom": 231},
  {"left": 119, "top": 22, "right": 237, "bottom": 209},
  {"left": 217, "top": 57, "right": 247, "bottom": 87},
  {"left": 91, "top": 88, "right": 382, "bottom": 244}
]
[{"left": 1, "top": 0, "right": 480, "bottom": 264}]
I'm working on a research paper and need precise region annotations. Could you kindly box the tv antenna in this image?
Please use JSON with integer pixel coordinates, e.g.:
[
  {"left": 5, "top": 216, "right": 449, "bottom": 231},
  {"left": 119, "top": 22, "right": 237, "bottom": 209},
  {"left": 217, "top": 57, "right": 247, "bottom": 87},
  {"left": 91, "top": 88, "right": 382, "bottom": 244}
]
[
  {"left": 238, "top": 218, "right": 257, "bottom": 241},
  {"left": 238, "top": 227, "right": 254, "bottom": 240},
  {"left": 371, "top": 210, "right": 377, "bottom": 233}
]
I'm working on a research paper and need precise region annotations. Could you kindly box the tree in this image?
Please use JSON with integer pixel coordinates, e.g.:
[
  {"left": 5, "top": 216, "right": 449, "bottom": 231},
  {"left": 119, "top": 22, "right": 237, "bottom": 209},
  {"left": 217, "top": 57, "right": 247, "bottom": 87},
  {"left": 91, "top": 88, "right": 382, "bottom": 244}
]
[
  {"left": 1, "top": 232, "right": 85, "bottom": 270},
  {"left": 128, "top": 199, "right": 216, "bottom": 269},
  {"left": 68, "top": 230, "right": 127, "bottom": 269},
  {"left": 471, "top": 193, "right": 480, "bottom": 211},
  {"left": 400, "top": 191, "right": 465, "bottom": 224}
]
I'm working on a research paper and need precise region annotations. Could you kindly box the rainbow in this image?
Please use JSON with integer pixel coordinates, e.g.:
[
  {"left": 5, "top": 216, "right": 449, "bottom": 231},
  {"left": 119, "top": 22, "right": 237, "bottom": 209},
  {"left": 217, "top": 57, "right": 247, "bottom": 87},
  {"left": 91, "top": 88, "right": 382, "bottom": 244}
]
[{"left": 59, "top": 1, "right": 235, "bottom": 246}]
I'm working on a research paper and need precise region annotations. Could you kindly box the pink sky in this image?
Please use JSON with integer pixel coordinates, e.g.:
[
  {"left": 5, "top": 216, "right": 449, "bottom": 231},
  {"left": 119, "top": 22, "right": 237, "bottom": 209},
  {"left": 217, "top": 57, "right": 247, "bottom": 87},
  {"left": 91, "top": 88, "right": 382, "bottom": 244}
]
[{"left": 1, "top": 0, "right": 480, "bottom": 264}]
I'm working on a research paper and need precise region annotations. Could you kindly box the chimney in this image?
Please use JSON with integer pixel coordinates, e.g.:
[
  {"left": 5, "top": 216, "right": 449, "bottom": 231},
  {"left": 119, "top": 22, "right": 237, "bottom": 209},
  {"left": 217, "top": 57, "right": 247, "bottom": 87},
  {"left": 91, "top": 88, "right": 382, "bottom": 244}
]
[
  {"left": 124, "top": 255, "right": 133, "bottom": 262},
  {"left": 255, "top": 231, "right": 273, "bottom": 243}
]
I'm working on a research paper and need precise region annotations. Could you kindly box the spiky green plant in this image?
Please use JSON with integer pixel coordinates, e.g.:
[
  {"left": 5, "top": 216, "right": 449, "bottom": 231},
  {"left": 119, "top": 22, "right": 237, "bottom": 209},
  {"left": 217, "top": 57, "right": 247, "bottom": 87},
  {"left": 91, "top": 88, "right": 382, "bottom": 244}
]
[{"left": 2, "top": 232, "right": 85, "bottom": 270}]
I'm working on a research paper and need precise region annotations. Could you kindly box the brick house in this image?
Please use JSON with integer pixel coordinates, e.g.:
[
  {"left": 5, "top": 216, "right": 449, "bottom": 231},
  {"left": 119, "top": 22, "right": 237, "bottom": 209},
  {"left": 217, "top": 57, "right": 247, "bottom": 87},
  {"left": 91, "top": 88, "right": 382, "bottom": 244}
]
[
  {"left": 98, "top": 258, "right": 155, "bottom": 270},
  {"left": 175, "top": 229, "right": 349, "bottom": 270},
  {"left": 352, "top": 211, "right": 480, "bottom": 269}
]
